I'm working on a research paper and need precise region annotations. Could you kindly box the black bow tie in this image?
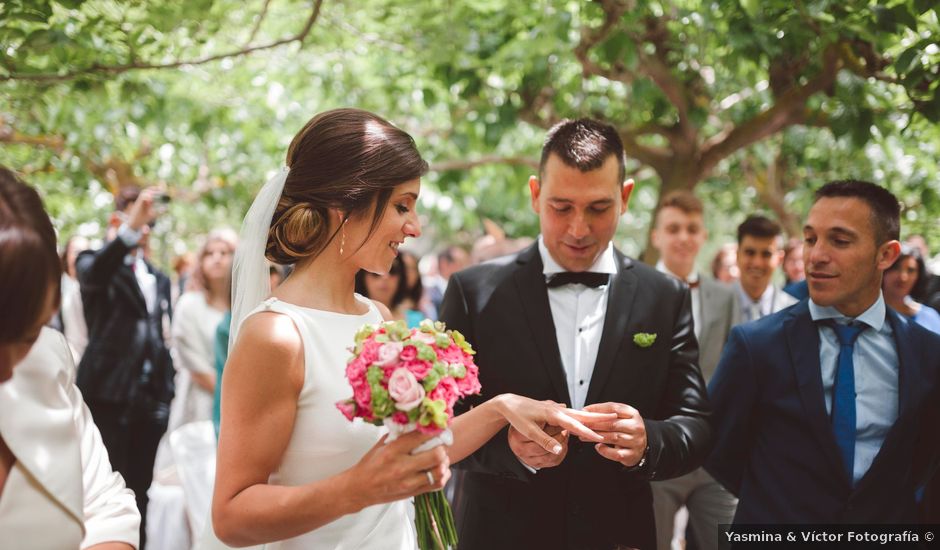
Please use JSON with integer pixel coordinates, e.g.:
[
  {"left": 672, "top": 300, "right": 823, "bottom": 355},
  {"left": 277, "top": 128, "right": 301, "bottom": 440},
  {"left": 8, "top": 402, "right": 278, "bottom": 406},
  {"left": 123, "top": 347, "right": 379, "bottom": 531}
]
[{"left": 546, "top": 272, "right": 610, "bottom": 288}]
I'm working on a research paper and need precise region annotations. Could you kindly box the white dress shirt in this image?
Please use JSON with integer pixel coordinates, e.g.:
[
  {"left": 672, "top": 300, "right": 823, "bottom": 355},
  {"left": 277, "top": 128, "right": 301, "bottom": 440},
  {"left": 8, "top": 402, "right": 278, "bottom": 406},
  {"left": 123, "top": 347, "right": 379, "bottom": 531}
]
[
  {"left": 735, "top": 281, "right": 780, "bottom": 322},
  {"left": 117, "top": 224, "right": 157, "bottom": 313},
  {"left": 538, "top": 237, "right": 617, "bottom": 410}
]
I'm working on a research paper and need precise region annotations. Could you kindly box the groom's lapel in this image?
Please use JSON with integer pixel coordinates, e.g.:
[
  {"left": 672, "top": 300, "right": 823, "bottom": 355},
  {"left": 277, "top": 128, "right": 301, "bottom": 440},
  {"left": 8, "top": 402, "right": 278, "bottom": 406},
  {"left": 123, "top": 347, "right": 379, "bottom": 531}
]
[
  {"left": 513, "top": 245, "right": 570, "bottom": 403},
  {"left": 585, "top": 250, "right": 638, "bottom": 405}
]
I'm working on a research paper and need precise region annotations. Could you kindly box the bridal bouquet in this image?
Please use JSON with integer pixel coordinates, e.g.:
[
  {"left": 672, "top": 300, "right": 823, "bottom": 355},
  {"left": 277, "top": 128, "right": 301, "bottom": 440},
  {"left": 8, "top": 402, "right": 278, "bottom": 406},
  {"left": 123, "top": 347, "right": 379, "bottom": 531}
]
[{"left": 336, "top": 319, "right": 481, "bottom": 550}]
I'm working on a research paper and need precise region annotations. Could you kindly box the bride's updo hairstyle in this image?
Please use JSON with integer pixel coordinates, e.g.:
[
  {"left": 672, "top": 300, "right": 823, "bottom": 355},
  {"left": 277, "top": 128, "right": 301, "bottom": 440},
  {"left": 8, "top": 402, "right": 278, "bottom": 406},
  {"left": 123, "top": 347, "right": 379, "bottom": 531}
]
[{"left": 266, "top": 108, "right": 428, "bottom": 265}]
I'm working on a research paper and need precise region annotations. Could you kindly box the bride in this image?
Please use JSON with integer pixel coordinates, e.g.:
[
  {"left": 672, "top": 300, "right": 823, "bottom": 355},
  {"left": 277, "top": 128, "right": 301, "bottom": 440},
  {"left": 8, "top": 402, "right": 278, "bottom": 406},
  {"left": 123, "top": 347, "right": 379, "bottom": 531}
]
[{"left": 212, "top": 108, "right": 609, "bottom": 548}]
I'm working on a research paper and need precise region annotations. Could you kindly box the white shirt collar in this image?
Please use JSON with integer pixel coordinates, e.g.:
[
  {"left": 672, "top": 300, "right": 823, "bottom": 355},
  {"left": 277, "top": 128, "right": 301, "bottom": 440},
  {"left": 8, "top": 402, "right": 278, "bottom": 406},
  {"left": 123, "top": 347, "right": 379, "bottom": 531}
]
[
  {"left": 538, "top": 236, "right": 618, "bottom": 277},
  {"left": 655, "top": 260, "right": 699, "bottom": 285},
  {"left": 808, "top": 291, "right": 887, "bottom": 331}
]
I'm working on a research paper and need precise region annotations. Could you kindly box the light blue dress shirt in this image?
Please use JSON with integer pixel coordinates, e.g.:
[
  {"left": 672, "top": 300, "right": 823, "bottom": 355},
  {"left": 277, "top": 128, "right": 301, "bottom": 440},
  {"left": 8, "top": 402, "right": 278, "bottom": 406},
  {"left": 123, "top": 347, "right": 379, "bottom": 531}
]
[{"left": 808, "top": 293, "right": 899, "bottom": 485}]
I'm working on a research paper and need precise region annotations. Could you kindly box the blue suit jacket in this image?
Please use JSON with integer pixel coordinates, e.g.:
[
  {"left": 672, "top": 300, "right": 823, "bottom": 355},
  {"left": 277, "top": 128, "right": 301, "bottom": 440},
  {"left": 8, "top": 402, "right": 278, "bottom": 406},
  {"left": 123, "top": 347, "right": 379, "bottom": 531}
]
[{"left": 706, "top": 300, "right": 940, "bottom": 523}]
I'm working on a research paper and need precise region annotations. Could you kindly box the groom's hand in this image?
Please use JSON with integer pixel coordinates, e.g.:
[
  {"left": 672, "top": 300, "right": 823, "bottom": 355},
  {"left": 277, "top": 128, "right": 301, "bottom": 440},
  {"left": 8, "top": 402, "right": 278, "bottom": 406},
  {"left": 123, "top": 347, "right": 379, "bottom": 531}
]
[
  {"left": 508, "top": 423, "right": 568, "bottom": 469},
  {"left": 580, "top": 402, "right": 647, "bottom": 468}
]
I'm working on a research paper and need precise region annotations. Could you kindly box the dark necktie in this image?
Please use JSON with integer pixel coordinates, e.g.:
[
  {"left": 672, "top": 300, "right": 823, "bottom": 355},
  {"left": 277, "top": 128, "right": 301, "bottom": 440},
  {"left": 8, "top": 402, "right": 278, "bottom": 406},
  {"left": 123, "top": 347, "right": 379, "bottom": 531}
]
[
  {"left": 824, "top": 320, "right": 867, "bottom": 483},
  {"left": 546, "top": 272, "right": 610, "bottom": 288}
]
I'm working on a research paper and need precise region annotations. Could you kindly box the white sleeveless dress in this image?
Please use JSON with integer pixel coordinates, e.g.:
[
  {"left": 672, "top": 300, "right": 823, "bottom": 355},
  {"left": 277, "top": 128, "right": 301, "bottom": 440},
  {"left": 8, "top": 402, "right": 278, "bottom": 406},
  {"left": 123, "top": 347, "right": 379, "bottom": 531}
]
[{"left": 249, "top": 295, "right": 416, "bottom": 550}]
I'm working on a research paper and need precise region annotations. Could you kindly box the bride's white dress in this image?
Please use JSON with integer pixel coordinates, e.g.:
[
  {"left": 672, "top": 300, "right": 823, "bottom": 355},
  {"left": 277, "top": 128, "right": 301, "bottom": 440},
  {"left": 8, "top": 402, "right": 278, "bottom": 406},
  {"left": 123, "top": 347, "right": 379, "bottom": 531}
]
[{"left": 247, "top": 295, "right": 416, "bottom": 549}]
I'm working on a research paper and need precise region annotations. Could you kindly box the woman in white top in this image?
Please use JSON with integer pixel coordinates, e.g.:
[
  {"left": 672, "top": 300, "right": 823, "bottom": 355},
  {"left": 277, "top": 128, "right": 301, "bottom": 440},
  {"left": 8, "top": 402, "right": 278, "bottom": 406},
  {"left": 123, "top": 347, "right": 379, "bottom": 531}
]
[
  {"left": 212, "top": 109, "right": 609, "bottom": 548},
  {"left": 168, "top": 228, "right": 238, "bottom": 431},
  {"left": 0, "top": 166, "right": 140, "bottom": 549}
]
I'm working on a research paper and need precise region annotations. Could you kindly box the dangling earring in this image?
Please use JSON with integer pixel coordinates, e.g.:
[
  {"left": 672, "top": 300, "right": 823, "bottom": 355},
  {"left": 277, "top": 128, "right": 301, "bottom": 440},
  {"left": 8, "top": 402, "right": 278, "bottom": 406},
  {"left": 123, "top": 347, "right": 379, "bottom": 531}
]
[{"left": 339, "top": 217, "right": 348, "bottom": 256}]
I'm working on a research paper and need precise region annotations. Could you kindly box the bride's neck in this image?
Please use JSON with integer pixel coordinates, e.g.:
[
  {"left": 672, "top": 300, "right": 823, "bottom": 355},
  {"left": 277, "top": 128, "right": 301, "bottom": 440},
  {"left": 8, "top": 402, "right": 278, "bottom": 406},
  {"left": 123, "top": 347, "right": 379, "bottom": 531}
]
[{"left": 273, "top": 250, "right": 364, "bottom": 314}]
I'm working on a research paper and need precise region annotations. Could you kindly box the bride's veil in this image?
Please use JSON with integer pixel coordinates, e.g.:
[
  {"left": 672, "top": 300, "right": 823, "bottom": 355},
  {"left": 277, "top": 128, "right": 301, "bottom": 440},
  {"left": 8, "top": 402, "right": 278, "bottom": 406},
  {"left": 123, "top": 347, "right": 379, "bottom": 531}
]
[{"left": 229, "top": 166, "right": 289, "bottom": 349}]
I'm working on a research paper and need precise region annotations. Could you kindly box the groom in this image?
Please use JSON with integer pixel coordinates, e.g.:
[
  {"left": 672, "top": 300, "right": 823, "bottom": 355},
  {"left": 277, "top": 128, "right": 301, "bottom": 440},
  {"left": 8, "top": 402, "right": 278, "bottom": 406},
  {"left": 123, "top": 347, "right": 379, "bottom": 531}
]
[{"left": 440, "top": 118, "right": 711, "bottom": 550}]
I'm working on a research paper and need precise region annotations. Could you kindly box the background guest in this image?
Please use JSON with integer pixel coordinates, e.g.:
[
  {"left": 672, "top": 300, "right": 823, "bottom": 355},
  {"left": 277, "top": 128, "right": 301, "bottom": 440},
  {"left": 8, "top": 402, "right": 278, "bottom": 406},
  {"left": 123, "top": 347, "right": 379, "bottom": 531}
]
[
  {"left": 0, "top": 166, "right": 140, "bottom": 549},
  {"left": 782, "top": 237, "right": 809, "bottom": 300},
  {"left": 711, "top": 243, "right": 739, "bottom": 284},
  {"left": 732, "top": 215, "right": 796, "bottom": 322},
  {"left": 427, "top": 245, "right": 470, "bottom": 315},
  {"left": 76, "top": 185, "right": 175, "bottom": 548},
  {"left": 649, "top": 190, "right": 739, "bottom": 550},
  {"left": 400, "top": 250, "right": 433, "bottom": 324},
  {"left": 354, "top": 254, "right": 420, "bottom": 325},
  {"left": 882, "top": 244, "right": 940, "bottom": 334},
  {"left": 168, "top": 228, "right": 238, "bottom": 431},
  {"left": 57, "top": 234, "right": 91, "bottom": 363}
]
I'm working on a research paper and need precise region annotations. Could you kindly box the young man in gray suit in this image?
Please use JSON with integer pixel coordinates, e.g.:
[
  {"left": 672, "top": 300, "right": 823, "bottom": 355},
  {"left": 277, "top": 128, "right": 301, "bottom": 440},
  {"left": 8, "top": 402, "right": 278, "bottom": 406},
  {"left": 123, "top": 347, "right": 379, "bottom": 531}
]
[
  {"left": 733, "top": 215, "right": 797, "bottom": 323},
  {"left": 649, "top": 191, "right": 739, "bottom": 550}
]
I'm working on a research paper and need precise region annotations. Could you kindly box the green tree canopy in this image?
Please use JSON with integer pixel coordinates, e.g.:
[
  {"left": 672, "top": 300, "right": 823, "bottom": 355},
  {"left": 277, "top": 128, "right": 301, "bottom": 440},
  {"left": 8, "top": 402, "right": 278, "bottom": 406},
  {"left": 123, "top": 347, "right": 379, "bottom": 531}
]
[{"left": 2, "top": 0, "right": 938, "bottom": 268}]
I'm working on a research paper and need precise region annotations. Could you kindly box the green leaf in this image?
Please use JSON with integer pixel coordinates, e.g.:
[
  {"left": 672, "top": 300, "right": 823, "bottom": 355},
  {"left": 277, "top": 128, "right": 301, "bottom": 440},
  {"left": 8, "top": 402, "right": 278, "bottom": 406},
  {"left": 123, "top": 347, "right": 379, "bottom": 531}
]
[
  {"left": 850, "top": 108, "right": 874, "bottom": 147},
  {"left": 739, "top": 0, "right": 760, "bottom": 19},
  {"left": 889, "top": 4, "right": 918, "bottom": 31},
  {"left": 54, "top": 0, "right": 86, "bottom": 9},
  {"left": 895, "top": 46, "right": 921, "bottom": 75}
]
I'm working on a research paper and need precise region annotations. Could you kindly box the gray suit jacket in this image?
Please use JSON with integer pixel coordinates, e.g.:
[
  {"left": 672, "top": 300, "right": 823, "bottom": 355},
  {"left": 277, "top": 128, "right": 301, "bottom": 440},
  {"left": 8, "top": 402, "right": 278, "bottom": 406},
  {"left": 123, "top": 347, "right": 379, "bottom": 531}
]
[{"left": 696, "top": 277, "right": 740, "bottom": 382}]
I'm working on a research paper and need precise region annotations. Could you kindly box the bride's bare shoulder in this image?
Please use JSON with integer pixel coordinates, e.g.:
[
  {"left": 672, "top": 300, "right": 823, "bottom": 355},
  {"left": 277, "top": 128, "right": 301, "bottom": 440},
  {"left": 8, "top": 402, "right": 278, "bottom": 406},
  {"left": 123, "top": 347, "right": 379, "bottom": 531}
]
[{"left": 227, "top": 311, "right": 305, "bottom": 386}]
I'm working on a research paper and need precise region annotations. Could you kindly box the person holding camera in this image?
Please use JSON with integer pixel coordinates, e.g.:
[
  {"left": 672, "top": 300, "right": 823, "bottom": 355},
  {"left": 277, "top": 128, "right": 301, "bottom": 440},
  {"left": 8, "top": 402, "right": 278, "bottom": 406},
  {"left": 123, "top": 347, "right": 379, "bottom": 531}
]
[{"left": 76, "top": 186, "right": 174, "bottom": 548}]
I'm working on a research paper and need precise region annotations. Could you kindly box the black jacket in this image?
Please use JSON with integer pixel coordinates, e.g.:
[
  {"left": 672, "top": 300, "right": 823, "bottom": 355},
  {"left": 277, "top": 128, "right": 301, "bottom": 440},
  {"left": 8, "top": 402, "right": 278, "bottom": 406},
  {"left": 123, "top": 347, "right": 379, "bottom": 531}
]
[
  {"left": 440, "top": 243, "right": 711, "bottom": 550},
  {"left": 76, "top": 236, "right": 174, "bottom": 413}
]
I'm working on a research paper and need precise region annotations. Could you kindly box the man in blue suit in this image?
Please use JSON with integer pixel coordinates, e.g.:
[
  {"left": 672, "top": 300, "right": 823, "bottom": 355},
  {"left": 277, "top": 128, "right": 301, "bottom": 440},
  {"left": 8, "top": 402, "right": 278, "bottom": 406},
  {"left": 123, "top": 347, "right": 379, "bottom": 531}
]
[{"left": 707, "top": 180, "right": 940, "bottom": 526}]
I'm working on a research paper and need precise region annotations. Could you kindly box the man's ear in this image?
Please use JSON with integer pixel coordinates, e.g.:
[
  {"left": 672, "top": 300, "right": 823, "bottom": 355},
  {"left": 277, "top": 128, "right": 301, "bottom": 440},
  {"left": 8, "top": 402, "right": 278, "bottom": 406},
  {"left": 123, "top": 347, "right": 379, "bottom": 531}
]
[
  {"left": 528, "top": 175, "right": 541, "bottom": 214},
  {"left": 620, "top": 179, "right": 635, "bottom": 214},
  {"left": 877, "top": 240, "right": 902, "bottom": 271}
]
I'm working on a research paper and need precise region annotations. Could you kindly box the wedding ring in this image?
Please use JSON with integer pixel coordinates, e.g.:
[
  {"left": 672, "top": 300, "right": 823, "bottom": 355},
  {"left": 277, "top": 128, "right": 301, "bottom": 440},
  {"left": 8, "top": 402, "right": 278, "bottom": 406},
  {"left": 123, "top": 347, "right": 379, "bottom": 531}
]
[{"left": 425, "top": 470, "right": 435, "bottom": 486}]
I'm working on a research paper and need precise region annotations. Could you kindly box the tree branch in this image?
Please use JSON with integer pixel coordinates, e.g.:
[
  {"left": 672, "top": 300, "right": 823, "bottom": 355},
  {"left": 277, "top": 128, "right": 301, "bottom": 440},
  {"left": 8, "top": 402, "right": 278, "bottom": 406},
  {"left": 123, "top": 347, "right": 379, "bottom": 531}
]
[
  {"left": 574, "top": 0, "right": 637, "bottom": 84},
  {"left": 620, "top": 129, "right": 672, "bottom": 174},
  {"left": 431, "top": 156, "right": 538, "bottom": 172},
  {"left": 575, "top": 2, "right": 697, "bottom": 149},
  {"left": 1, "top": 0, "right": 324, "bottom": 82},
  {"left": 634, "top": 17, "right": 696, "bottom": 142},
  {"left": 0, "top": 130, "right": 65, "bottom": 151},
  {"left": 699, "top": 42, "right": 843, "bottom": 176},
  {"left": 244, "top": 0, "right": 273, "bottom": 47}
]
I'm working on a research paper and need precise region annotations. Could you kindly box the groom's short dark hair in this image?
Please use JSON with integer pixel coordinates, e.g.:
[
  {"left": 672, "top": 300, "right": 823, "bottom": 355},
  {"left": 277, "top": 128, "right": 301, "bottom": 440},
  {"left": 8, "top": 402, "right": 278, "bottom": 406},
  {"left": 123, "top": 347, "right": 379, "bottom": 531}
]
[{"left": 539, "top": 118, "right": 625, "bottom": 184}]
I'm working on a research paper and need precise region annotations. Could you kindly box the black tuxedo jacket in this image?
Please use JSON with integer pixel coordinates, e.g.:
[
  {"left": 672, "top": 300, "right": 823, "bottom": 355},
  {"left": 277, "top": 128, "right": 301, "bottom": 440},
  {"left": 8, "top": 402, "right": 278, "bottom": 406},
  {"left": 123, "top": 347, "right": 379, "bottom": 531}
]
[
  {"left": 706, "top": 300, "right": 940, "bottom": 524},
  {"left": 76, "top": 237, "right": 174, "bottom": 413},
  {"left": 439, "top": 243, "right": 711, "bottom": 550}
]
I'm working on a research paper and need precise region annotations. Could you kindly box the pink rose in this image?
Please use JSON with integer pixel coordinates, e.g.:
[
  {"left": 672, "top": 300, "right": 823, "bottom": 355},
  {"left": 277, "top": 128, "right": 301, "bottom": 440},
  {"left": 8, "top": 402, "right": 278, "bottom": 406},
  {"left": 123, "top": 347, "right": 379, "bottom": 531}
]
[
  {"left": 388, "top": 367, "right": 426, "bottom": 411},
  {"left": 403, "top": 359, "right": 433, "bottom": 379},
  {"left": 400, "top": 345, "right": 418, "bottom": 361},
  {"left": 391, "top": 411, "right": 410, "bottom": 425},
  {"left": 373, "top": 342, "right": 403, "bottom": 367},
  {"left": 441, "top": 345, "right": 465, "bottom": 364},
  {"left": 430, "top": 376, "right": 460, "bottom": 412},
  {"left": 359, "top": 339, "right": 381, "bottom": 364},
  {"left": 336, "top": 400, "right": 357, "bottom": 421},
  {"left": 456, "top": 363, "right": 481, "bottom": 396},
  {"left": 353, "top": 383, "right": 372, "bottom": 412},
  {"left": 346, "top": 357, "right": 368, "bottom": 385}
]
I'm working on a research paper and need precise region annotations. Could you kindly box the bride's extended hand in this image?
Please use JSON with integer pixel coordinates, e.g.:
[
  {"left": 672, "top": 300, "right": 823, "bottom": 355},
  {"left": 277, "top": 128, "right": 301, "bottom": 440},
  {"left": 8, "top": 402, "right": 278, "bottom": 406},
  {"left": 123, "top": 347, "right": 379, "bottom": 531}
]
[
  {"left": 345, "top": 431, "right": 450, "bottom": 510},
  {"left": 494, "top": 394, "right": 617, "bottom": 455}
]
